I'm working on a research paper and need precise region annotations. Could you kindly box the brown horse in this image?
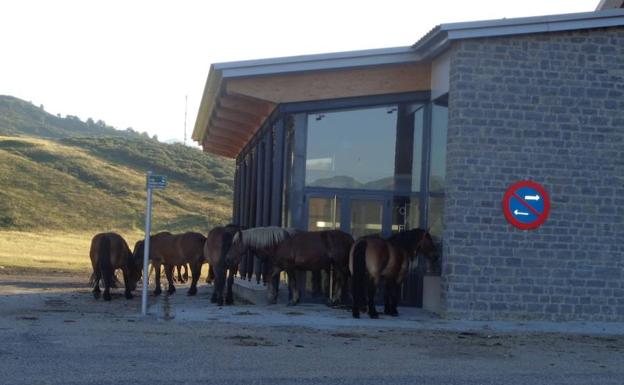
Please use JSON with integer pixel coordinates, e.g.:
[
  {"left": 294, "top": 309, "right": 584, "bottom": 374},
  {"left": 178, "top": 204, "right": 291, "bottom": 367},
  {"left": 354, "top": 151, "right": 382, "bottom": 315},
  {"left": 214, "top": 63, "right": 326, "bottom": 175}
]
[
  {"left": 133, "top": 231, "right": 206, "bottom": 296},
  {"left": 203, "top": 225, "right": 240, "bottom": 306},
  {"left": 89, "top": 232, "right": 142, "bottom": 301},
  {"left": 225, "top": 227, "right": 297, "bottom": 304},
  {"left": 350, "top": 228, "right": 439, "bottom": 319},
  {"left": 274, "top": 230, "right": 354, "bottom": 306},
  {"left": 225, "top": 227, "right": 353, "bottom": 306}
]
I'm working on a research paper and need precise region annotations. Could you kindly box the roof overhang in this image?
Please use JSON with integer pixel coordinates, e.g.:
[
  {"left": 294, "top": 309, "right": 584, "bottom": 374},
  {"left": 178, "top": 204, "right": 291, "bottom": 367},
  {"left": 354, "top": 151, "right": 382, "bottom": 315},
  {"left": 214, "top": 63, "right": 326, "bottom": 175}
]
[
  {"left": 192, "top": 47, "right": 429, "bottom": 158},
  {"left": 413, "top": 8, "right": 624, "bottom": 59},
  {"left": 194, "top": 9, "right": 624, "bottom": 158},
  {"left": 596, "top": 0, "right": 624, "bottom": 10}
]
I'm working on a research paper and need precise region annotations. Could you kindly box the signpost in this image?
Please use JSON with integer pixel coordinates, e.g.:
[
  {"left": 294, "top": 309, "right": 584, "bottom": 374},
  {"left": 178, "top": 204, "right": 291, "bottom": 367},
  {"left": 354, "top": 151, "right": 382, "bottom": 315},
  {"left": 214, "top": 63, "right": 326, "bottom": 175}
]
[
  {"left": 141, "top": 171, "right": 167, "bottom": 316},
  {"left": 502, "top": 180, "right": 550, "bottom": 230}
]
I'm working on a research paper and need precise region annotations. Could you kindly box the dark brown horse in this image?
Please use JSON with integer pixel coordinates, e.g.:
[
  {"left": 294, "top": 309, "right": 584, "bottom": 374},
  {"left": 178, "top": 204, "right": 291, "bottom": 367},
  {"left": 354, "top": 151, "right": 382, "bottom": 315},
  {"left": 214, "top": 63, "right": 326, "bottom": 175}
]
[
  {"left": 274, "top": 230, "right": 354, "bottom": 306},
  {"left": 350, "top": 228, "right": 439, "bottom": 319},
  {"left": 89, "top": 232, "right": 142, "bottom": 301},
  {"left": 133, "top": 231, "right": 206, "bottom": 296},
  {"left": 225, "top": 227, "right": 353, "bottom": 306},
  {"left": 224, "top": 227, "right": 297, "bottom": 304},
  {"left": 204, "top": 225, "right": 240, "bottom": 306}
]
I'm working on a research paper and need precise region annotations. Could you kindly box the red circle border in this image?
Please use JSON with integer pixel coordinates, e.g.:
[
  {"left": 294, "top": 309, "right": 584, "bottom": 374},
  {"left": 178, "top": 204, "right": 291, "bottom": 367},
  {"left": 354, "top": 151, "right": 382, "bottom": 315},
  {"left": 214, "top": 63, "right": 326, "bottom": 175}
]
[{"left": 502, "top": 180, "right": 551, "bottom": 230}]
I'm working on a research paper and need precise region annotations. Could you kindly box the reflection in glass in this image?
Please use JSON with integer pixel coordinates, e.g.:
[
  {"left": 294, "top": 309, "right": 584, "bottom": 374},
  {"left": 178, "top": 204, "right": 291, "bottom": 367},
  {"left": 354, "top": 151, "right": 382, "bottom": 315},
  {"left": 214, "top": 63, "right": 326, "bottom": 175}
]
[
  {"left": 427, "top": 196, "right": 444, "bottom": 238},
  {"left": 306, "top": 106, "right": 398, "bottom": 190},
  {"left": 350, "top": 200, "right": 383, "bottom": 239},
  {"left": 411, "top": 107, "right": 424, "bottom": 192},
  {"left": 307, "top": 197, "right": 341, "bottom": 231},
  {"left": 392, "top": 197, "right": 420, "bottom": 233},
  {"left": 430, "top": 104, "right": 448, "bottom": 192}
]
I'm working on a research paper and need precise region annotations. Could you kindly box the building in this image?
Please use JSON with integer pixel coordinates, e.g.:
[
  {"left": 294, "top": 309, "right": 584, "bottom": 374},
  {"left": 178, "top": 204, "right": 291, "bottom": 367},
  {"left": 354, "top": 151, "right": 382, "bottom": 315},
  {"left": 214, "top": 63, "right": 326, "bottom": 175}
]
[{"left": 193, "top": 7, "right": 624, "bottom": 321}]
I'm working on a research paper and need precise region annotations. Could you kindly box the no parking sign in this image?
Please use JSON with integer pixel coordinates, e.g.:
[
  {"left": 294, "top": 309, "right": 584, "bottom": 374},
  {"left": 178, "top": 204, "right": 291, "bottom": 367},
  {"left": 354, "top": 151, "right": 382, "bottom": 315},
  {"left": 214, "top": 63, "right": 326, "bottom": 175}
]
[{"left": 502, "top": 180, "right": 550, "bottom": 230}]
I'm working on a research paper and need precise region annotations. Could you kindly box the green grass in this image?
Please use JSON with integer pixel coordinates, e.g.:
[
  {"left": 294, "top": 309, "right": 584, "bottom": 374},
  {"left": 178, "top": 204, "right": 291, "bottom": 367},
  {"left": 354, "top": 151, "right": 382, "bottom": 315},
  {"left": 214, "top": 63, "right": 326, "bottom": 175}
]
[
  {"left": 0, "top": 95, "right": 235, "bottom": 234},
  {"left": 0, "top": 136, "right": 232, "bottom": 232}
]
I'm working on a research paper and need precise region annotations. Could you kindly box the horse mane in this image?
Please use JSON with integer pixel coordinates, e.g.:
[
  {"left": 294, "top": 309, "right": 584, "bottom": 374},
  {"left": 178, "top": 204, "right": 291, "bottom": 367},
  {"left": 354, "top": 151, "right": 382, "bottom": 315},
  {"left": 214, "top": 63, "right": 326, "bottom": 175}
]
[
  {"left": 388, "top": 228, "right": 425, "bottom": 251},
  {"left": 233, "top": 226, "right": 297, "bottom": 249}
]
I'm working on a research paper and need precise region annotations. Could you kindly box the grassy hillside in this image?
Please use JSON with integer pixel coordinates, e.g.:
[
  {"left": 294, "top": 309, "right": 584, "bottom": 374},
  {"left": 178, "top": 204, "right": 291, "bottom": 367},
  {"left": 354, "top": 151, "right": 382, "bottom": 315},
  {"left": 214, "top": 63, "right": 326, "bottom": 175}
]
[{"left": 0, "top": 96, "right": 234, "bottom": 233}]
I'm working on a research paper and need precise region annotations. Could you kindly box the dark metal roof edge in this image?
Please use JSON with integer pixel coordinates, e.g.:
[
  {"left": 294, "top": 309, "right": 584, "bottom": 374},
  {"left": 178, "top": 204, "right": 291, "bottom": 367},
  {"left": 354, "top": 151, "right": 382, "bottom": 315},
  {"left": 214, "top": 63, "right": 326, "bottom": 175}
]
[
  {"left": 413, "top": 8, "right": 624, "bottom": 59},
  {"left": 213, "top": 46, "right": 422, "bottom": 78}
]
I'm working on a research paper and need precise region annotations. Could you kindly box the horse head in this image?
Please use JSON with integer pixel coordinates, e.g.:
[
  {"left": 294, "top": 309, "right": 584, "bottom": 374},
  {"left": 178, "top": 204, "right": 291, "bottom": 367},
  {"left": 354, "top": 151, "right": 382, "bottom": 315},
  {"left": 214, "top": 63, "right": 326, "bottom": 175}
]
[
  {"left": 124, "top": 240, "right": 144, "bottom": 291},
  {"left": 416, "top": 229, "right": 440, "bottom": 273},
  {"left": 224, "top": 227, "right": 244, "bottom": 267}
]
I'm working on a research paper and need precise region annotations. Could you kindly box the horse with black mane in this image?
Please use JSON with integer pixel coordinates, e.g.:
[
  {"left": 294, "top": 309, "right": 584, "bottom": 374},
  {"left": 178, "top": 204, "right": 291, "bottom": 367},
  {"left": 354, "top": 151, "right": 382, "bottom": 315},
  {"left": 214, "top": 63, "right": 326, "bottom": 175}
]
[
  {"left": 350, "top": 228, "right": 439, "bottom": 319},
  {"left": 203, "top": 225, "right": 240, "bottom": 306},
  {"left": 89, "top": 232, "right": 142, "bottom": 301},
  {"left": 133, "top": 231, "right": 206, "bottom": 296},
  {"left": 226, "top": 227, "right": 353, "bottom": 306}
]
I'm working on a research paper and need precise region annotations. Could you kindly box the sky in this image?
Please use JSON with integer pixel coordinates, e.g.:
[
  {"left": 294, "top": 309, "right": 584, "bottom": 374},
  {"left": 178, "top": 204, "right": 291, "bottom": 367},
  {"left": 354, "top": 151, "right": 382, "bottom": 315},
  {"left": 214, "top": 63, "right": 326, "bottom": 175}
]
[{"left": 1, "top": 0, "right": 599, "bottom": 145}]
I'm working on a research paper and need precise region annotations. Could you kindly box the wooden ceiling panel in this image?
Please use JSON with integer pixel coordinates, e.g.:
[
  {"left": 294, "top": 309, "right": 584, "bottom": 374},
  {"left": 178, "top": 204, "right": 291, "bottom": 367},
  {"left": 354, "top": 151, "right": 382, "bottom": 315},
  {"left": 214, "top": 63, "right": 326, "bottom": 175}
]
[{"left": 225, "top": 62, "right": 431, "bottom": 104}]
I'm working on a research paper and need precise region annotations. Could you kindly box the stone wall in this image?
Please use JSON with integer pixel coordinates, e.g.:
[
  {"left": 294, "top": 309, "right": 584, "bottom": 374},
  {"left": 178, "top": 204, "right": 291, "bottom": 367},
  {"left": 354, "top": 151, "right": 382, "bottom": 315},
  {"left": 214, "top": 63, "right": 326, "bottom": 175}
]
[{"left": 443, "top": 27, "right": 624, "bottom": 321}]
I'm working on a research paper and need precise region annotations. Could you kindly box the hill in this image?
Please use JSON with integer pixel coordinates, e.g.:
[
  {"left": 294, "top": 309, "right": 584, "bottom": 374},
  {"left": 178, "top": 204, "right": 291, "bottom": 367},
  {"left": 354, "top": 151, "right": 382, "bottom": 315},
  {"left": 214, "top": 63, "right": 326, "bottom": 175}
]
[{"left": 0, "top": 95, "right": 234, "bottom": 232}]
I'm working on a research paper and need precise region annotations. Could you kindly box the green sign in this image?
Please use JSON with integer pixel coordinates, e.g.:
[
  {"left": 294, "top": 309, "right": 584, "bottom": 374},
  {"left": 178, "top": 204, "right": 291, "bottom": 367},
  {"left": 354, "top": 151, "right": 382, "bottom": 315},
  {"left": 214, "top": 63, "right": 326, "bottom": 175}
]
[{"left": 147, "top": 174, "right": 167, "bottom": 189}]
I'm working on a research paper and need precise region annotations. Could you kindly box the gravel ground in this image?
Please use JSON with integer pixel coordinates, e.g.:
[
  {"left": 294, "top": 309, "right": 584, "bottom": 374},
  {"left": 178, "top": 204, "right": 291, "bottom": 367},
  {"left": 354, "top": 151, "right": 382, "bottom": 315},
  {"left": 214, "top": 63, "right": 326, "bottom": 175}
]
[{"left": 1, "top": 270, "right": 623, "bottom": 385}]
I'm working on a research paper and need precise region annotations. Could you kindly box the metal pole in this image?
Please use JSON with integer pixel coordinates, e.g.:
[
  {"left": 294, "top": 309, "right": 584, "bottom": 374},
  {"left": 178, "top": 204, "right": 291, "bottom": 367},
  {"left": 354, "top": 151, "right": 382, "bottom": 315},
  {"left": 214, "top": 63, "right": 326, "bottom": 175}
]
[{"left": 141, "top": 171, "right": 153, "bottom": 316}]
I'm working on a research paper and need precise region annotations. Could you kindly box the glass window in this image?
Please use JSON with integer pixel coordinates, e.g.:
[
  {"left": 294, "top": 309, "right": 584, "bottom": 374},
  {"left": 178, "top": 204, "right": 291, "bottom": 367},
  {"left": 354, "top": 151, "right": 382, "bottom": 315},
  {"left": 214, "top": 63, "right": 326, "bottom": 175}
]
[
  {"left": 305, "top": 106, "right": 398, "bottom": 190},
  {"left": 392, "top": 197, "right": 420, "bottom": 233},
  {"left": 307, "top": 196, "right": 340, "bottom": 231},
  {"left": 429, "top": 103, "right": 448, "bottom": 192},
  {"left": 427, "top": 196, "right": 444, "bottom": 238},
  {"left": 350, "top": 200, "right": 384, "bottom": 239},
  {"left": 411, "top": 107, "right": 424, "bottom": 192}
]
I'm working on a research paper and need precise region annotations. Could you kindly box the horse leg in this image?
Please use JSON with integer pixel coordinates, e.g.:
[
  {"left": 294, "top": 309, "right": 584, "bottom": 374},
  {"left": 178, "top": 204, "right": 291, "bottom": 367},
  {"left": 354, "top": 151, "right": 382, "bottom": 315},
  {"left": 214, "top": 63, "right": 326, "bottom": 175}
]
[
  {"left": 225, "top": 267, "right": 236, "bottom": 305},
  {"left": 165, "top": 265, "right": 176, "bottom": 295},
  {"left": 206, "top": 264, "right": 214, "bottom": 284},
  {"left": 213, "top": 264, "right": 226, "bottom": 306},
  {"left": 267, "top": 266, "right": 281, "bottom": 304},
  {"left": 367, "top": 277, "right": 379, "bottom": 319},
  {"left": 121, "top": 267, "right": 133, "bottom": 300},
  {"left": 391, "top": 280, "right": 401, "bottom": 316},
  {"left": 183, "top": 263, "right": 189, "bottom": 282},
  {"left": 174, "top": 265, "right": 182, "bottom": 283},
  {"left": 287, "top": 269, "right": 300, "bottom": 306},
  {"left": 92, "top": 270, "right": 101, "bottom": 299},
  {"left": 153, "top": 262, "right": 162, "bottom": 296},
  {"left": 330, "top": 268, "right": 346, "bottom": 307},
  {"left": 187, "top": 262, "right": 200, "bottom": 296}
]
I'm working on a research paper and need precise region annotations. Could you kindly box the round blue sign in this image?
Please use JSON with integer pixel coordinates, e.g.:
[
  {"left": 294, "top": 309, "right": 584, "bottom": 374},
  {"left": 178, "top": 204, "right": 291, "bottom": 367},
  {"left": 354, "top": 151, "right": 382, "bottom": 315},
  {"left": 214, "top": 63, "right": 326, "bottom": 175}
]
[{"left": 502, "top": 181, "right": 550, "bottom": 230}]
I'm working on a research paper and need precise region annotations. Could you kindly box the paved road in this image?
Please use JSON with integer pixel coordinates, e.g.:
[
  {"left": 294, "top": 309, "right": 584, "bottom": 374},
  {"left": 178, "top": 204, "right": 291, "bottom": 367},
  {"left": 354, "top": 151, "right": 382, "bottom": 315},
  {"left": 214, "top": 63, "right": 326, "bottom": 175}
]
[{"left": 1, "top": 273, "right": 623, "bottom": 385}]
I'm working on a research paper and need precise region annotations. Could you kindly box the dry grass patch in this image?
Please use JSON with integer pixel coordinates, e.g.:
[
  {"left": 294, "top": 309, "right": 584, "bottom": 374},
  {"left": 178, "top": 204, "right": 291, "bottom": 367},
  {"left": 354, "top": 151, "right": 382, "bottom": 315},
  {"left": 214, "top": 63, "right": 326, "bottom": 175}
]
[{"left": 0, "top": 231, "right": 143, "bottom": 273}]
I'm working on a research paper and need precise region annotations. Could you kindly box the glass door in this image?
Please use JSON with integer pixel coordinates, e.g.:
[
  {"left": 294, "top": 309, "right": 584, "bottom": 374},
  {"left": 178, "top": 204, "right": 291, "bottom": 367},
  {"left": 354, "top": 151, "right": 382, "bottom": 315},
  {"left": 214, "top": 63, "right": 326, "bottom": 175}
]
[
  {"left": 350, "top": 199, "right": 385, "bottom": 239},
  {"left": 307, "top": 195, "right": 341, "bottom": 231}
]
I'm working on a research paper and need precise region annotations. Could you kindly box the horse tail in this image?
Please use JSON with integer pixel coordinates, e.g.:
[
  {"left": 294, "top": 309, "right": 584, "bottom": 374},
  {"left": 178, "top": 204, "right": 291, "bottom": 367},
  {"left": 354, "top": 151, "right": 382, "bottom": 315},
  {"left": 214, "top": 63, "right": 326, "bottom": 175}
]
[
  {"left": 351, "top": 239, "right": 367, "bottom": 318},
  {"left": 98, "top": 235, "right": 113, "bottom": 290}
]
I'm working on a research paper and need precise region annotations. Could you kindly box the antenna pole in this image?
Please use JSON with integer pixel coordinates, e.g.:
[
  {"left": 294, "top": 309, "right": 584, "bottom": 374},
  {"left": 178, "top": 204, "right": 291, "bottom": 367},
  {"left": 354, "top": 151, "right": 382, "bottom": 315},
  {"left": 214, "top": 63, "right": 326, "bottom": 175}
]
[{"left": 184, "top": 95, "right": 188, "bottom": 146}]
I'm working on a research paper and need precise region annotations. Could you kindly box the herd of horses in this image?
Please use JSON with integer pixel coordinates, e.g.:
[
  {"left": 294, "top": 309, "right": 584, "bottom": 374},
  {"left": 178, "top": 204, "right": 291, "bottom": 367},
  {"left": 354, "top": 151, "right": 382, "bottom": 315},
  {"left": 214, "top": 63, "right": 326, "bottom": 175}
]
[{"left": 89, "top": 226, "right": 439, "bottom": 319}]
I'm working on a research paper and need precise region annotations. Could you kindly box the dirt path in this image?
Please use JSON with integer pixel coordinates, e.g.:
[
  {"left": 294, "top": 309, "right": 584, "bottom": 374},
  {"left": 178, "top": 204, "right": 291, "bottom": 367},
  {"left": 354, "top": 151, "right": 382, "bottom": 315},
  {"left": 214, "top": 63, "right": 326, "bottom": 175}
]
[{"left": 1, "top": 270, "right": 623, "bottom": 385}]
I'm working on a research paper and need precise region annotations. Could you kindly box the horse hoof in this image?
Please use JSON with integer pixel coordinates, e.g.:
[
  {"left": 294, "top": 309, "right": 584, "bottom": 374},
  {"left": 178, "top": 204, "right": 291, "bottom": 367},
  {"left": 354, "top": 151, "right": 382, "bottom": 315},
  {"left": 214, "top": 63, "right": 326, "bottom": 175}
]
[
  {"left": 225, "top": 297, "right": 234, "bottom": 305},
  {"left": 167, "top": 288, "right": 176, "bottom": 295},
  {"left": 93, "top": 291, "right": 101, "bottom": 300},
  {"left": 103, "top": 292, "right": 112, "bottom": 301},
  {"left": 369, "top": 313, "right": 379, "bottom": 319},
  {"left": 216, "top": 299, "right": 224, "bottom": 306},
  {"left": 153, "top": 288, "right": 162, "bottom": 296},
  {"left": 125, "top": 292, "right": 133, "bottom": 300},
  {"left": 187, "top": 289, "right": 197, "bottom": 296},
  {"left": 287, "top": 301, "right": 297, "bottom": 307},
  {"left": 352, "top": 311, "right": 360, "bottom": 319},
  {"left": 210, "top": 297, "right": 217, "bottom": 303}
]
